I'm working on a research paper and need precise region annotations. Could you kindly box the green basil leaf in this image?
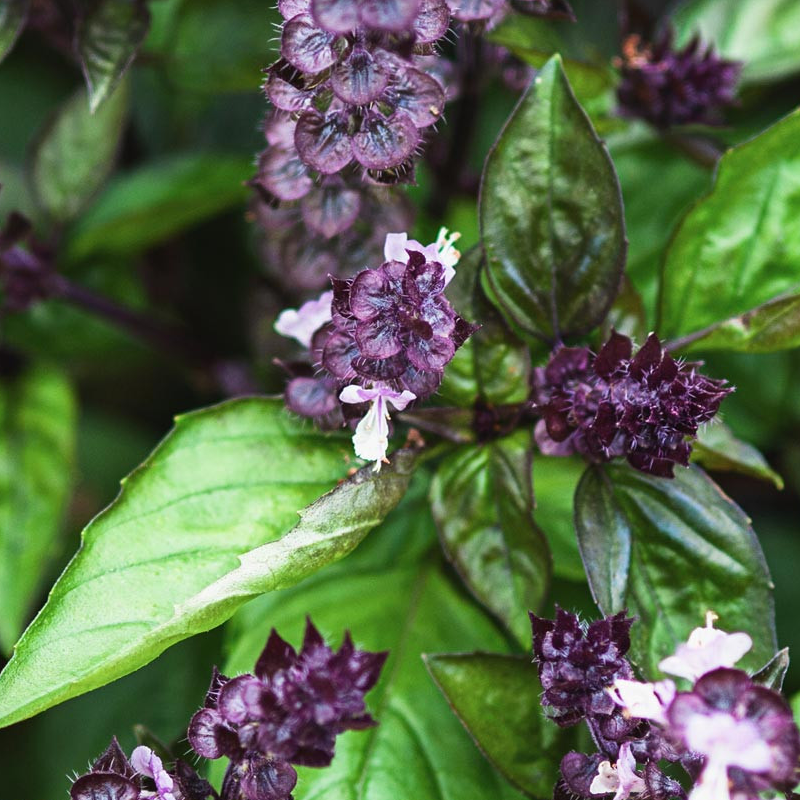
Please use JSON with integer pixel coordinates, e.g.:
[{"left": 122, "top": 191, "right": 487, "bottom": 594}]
[
  {"left": 440, "top": 246, "right": 531, "bottom": 407},
  {"left": 426, "top": 653, "right": 575, "bottom": 799},
  {"left": 64, "top": 153, "right": 252, "bottom": 262},
  {"left": 574, "top": 463, "right": 776, "bottom": 678},
  {"left": 0, "top": 362, "right": 76, "bottom": 654},
  {"left": 751, "top": 647, "right": 789, "bottom": 691},
  {"left": 673, "top": 293, "right": 800, "bottom": 355},
  {"left": 0, "top": 0, "right": 28, "bottom": 64},
  {"left": 672, "top": 0, "right": 800, "bottom": 84},
  {"left": 608, "top": 132, "right": 709, "bottom": 318},
  {"left": 659, "top": 109, "right": 800, "bottom": 340},
  {"left": 0, "top": 399, "right": 416, "bottom": 729},
  {"left": 221, "top": 557, "right": 525, "bottom": 800},
  {"left": 692, "top": 422, "right": 783, "bottom": 489},
  {"left": 78, "top": 0, "right": 150, "bottom": 113},
  {"left": 481, "top": 55, "right": 626, "bottom": 341},
  {"left": 532, "top": 455, "right": 585, "bottom": 582},
  {"left": 31, "top": 81, "right": 128, "bottom": 222},
  {"left": 430, "top": 430, "right": 551, "bottom": 647}
]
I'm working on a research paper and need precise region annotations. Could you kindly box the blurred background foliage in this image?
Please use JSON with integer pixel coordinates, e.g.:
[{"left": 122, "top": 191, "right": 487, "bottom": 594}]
[{"left": 1, "top": 0, "right": 800, "bottom": 795}]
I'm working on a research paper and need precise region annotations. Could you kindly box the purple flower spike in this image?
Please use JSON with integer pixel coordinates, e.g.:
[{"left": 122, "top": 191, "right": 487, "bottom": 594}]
[
  {"left": 321, "top": 241, "right": 472, "bottom": 401},
  {"left": 616, "top": 30, "right": 742, "bottom": 129},
  {"left": 531, "top": 608, "right": 635, "bottom": 730},
  {"left": 533, "top": 332, "right": 732, "bottom": 477},
  {"left": 188, "top": 619, "right": 387, "bottom": 788}
]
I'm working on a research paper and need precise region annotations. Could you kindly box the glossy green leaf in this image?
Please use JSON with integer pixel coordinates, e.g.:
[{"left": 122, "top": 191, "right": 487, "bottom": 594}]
[
  {"left": 222, "top": 557, "right": 525, "bottom": 800},
  {"left": 481, "top": 55, "right": 626, "bottom": 341},
  {"left": 659, "top": 109, "right": 800, "bottom": 340},
  {"left": 608, "top": 130, "right": 709, "bottom": 318},
  {"left": 0, "top": 0, "right": 28, "bottom": 64},
  {"left": 64, "top": 153, "right": 251, "bottom": 262},
  {"left": 78, "top": 0, "right": 150, "bottom": 113},
  {"left": 673, "top": 293, "right": 800, "bottom": 355},
  {"left": 31, "top": 81, "right": 128, "bottom": 222},
  {"left": 672, "top": 0, "right": 800, "bottom": 84},
  {"left": 532, "top": 455, "right": 585, "bottom": 582},
  {"left": 440, "top": 246, "right": 531, "bottom": 407},
  {"left": 574, "top": 463, "right": 776, "bottom": 678},
  {"left": 430, "top": 430, "right": 551, "bottom": 646},
  {"left": 752, "top": 647, "right": 789, "bottom": 691},
  {"left": 692, "top": 422, "right": 783, "bottom": 489},
  {"left": 426, "top": 653, "right": 574, "bottom": 798},
  {"left": 0, "top": 399, "right": 416, "bottom": 729},
  {"left": 0, "top": 363, "right": 76, "bottom": 654}
]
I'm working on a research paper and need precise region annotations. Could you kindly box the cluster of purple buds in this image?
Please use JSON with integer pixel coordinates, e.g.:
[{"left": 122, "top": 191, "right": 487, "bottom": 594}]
[
  {"left": 187, "top": 618, "right": 387, "bottom": 800},
  {"left": 252, "top": 118, "right": 414, "bottom": 292},
  {"left": 276, "top": 229, "right": 476, "bottom": 470},
  {"left": 532, "top": 332, "right": 732, "bottom": 477},
  {"left": 533, "top": 610, "right": 800, "bottom": 800},
  {"left": 70, "top": 738, "right": 215, "bottom": 800},
  {"left": 260, "top": 0, "right": 450, "bottom": 191},
  {"left": 615, "top": 30, "right": 741, "bottom": 129},
  {"left": 530, "top": 608, "right": 644, "bottom": 761}
]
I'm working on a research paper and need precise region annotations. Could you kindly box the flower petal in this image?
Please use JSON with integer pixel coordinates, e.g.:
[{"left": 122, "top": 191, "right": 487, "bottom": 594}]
[
  {"left": 331, "top": 46, "right": 390, "bottom": 105},
  {"left": 352, "top": 111, "right": 419, "bottom": 171},
  {"left": 281, "top": 14, "right": 339, "bottom": 73},
  {"left": 295, "top": 110, "right": 353, "bottom": 174},
  {"left": 310, "top": 0, "right": 360, "bottom": 33}
]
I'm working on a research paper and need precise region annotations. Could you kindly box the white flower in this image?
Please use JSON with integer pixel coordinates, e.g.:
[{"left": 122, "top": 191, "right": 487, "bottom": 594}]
[
  {"left": 383, "top": 227, "right": 461, "bottom": 286},
  {"left": 685, "top": 712, "right": 772, "bottom": 800},
  {"left": 131, "top": 745, "right": 176, "bottom": 800},
  {"left": 339, "top": 384, "right": 416, "bottom": 470},
  {"left": 274, "top": 290, "right": 333, "bottom": 349},
  {"left": 658, "top": 611, "right": 752, "bottom": 682},
  {"left": 589, "top": 743, "right": 646, "bottom": 800},
  {"left": 608, "top": 678, "right": 676, "bottom": 725}
]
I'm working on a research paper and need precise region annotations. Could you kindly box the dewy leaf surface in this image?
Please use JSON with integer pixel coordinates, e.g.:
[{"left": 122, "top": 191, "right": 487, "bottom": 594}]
[
  {"left": 430, "top": 430, "right": 550, "bottom": 646},
  {"left": 78, "top": 0, "right": 150, "bottom": 113},
  {"left": 481, "top": 55, "right": 625, "bottom": 341},
  {"left": 0, "top": 398, "right": 416, "bottom": 729},
  {"left": 672, "top": 0, "right": 800, "bottom": 84},
  {"left": 659, "top": 108, "right": 800, "bottom": 339},
  {"left": 0, "top": 363, "right": 76, "bottom": 654},
  {"left": 223, "top": 556, "right": 526, "bottom": 800},
  {"left": 426, "top": 654, "right": 574, "bottom": 799},
  {"left": 31, "top": 81, "right": 129, "bottom": 222},
  {"left": 574, "top": 463, "right": 776, "bottom": 678}
]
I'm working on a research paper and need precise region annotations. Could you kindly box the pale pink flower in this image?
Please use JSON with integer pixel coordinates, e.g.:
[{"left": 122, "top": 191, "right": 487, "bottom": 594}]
[
  {"left": 274, "top": 290, "right": 333, "bottom": 348},
  {"left": 339, "top": 384, "right": 416, "bottom": 469},
  {"left": 658, "top": 612, "right": 752, "bottom": 682}
]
